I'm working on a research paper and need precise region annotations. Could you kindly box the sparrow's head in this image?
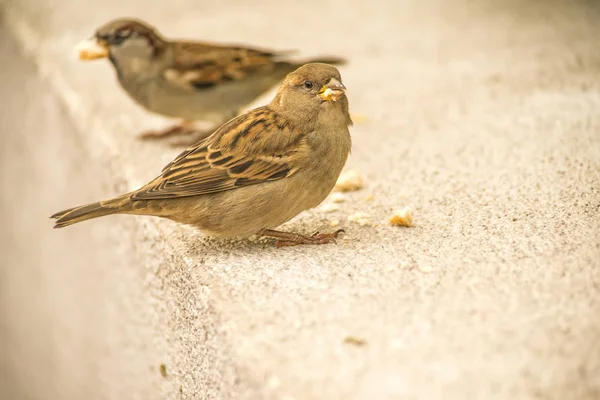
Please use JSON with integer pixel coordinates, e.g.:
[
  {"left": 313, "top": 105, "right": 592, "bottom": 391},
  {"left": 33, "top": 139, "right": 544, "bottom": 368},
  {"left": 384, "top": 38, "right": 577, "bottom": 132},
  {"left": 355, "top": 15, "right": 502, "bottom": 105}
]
[
  {"left": 274, "top": 63, "right": 351, "bottom": 127},
  {"left": 75, "top": 19, "right": 167, "bottom": 68}
]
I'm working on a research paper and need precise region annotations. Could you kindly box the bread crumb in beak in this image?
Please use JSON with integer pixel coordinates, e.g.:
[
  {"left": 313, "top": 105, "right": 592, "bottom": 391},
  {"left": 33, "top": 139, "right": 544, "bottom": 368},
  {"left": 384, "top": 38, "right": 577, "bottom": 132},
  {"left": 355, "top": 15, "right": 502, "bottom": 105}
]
[
  {"left": 320, "top": 88, "right": 335, "bottom": 101},
  {"left": 319, "top": 78, "right": 346, "bottom": 102},
  {"left": 75, "top": 38, "right": 109, "bottom": 60},
  {"left": 319, "top": 87, "right": 345, "bottom": 102}
]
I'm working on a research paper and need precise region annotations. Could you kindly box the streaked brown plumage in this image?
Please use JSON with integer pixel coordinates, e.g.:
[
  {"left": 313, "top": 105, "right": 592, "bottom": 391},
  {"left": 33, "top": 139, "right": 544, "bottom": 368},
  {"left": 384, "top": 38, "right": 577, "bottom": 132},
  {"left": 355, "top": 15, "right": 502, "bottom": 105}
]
[
  {"left": 76, "top": 18, "right": 346, "bottom": 143},
  {"left": 51, "top": 63, "right": 353, "bottom": 246}
]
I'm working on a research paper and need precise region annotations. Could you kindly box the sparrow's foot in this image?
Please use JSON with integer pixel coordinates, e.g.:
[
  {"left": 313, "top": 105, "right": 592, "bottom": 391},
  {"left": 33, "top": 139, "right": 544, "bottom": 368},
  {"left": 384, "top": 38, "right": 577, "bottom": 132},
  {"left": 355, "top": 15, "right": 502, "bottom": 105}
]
[
  {"left": 260, "top": 228, "right": 345, "bottom": 247},
  {"left": 139, "top": 121, "right": 196, "bottom": 140},
  {"left": 167, "top": 111, "right": 238, "bottom": 147},
  {"left": 140, "top": 111, "right": 238, "bottom": 147}
]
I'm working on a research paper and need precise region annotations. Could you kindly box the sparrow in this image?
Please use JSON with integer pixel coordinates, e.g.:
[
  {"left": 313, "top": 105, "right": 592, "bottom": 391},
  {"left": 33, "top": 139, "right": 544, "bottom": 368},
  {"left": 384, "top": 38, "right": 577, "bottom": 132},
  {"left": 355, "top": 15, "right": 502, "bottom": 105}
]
[
  {"left": 51, "top": 63, "right": 353, "bottom": 247},
  {"left": 75, "top": 18, "right": 346, "bottom": 145}
]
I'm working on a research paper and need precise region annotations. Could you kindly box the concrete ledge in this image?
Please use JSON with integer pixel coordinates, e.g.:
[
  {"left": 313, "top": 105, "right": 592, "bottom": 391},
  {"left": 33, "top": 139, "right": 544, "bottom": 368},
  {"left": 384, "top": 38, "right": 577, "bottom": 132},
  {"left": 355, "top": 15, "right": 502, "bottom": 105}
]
[{"left": 2, "top": 1, "right": 600, "bottom": 399}]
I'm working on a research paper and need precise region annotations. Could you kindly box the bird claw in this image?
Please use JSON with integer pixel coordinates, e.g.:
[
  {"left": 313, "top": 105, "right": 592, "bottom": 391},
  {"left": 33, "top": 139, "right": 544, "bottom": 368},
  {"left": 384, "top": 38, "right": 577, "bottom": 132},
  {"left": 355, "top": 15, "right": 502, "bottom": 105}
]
[
  {"left": 138, "top": 122, "right": 213, "bottom": 147},
  {"left": 138, "top": 125, "right": 189, "bottom": 140},
  {"left": 274, "top": 229, "right": 345, "bottom": 248},
  {"left": 310, "top": 229, "right": 345, "bottom": 240}
]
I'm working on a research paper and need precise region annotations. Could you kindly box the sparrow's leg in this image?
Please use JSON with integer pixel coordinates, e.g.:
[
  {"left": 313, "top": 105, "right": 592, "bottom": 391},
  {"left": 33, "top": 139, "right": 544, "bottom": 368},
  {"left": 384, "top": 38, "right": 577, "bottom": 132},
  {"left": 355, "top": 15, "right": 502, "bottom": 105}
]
[
  {"left": 260, "top": 228, "right": 345, "bottom": 247},
  {"left": 167, "top": 111, "right": 239, "bottom": 147},
  {"left": 139, "top": 120, "right": 198, "bottom": 140}
]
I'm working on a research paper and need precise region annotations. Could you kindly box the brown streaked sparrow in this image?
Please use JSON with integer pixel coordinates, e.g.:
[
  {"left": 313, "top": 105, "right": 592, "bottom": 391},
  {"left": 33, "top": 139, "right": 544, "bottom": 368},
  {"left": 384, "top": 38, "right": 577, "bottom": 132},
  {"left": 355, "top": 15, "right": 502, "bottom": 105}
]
[
  {"left": 75, "top": 18, "right": 346, "bottom": 145},
  {"left": 52, "top": 63, "right": 353, "bottom": 247}
]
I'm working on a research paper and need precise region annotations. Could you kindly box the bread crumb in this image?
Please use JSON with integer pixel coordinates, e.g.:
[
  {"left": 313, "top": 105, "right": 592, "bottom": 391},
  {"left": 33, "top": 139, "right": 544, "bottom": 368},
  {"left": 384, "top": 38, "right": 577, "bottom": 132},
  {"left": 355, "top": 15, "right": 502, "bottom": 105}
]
[
  {"left": 335, "top": 170, "right": 364, "bottom": 192},
  {"left": 321, "top": 87, "right": 341, "bottom": 101},
  {"left": 320, "top": 203, "right": 341, "bottom": 213},
  {"left": 329, "top": 192, "right": 347, "bottom": 203},
  {"left": 329, "top": 219, "right": 340, "bottom": 227},
  {"left": 348, "top": 212, "right": 370, "bottom": 226},
  {"left": 159, "top": 363, "right": 168, "bottom": 378},
  {"left": 344, "top": 336, "right": 367, "bottom": 346},
  {"left": 364, "top": 193, "right": 375, "bottom": 201},
  {"left": 389, "top": 206, "right": 413, "bottom": 227},
  {"left": 399, "top": 260, "right": 412, "bottom": 270},
  {"left": 75, "top": 39, "right": 108, "bottom": 60},
  {"left": 418, "top": 265, "right": 435, "bottom": 274}
]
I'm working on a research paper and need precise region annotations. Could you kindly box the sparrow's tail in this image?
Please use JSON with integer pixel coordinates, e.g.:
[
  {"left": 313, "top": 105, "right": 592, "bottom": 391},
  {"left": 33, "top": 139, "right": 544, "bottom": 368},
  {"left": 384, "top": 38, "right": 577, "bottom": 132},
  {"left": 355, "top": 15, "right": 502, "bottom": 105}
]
[{"left": 51, "top": 194, "right": 134, "bottom": 229}]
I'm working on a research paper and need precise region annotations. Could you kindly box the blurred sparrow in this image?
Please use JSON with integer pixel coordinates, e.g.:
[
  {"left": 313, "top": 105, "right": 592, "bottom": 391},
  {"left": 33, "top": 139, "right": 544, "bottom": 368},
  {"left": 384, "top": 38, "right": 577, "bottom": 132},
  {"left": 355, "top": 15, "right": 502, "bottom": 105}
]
[
  {"left": 52, "top": 63, "right": 353, "bottom": 247},
  {"left": 75, "top": 18, "right": 346, "bottom": 145}
]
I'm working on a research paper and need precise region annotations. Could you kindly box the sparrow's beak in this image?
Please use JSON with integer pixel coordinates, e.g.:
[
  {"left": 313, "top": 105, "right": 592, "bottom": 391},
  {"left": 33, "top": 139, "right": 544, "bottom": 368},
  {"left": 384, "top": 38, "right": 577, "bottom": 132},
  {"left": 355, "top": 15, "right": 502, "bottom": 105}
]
[
  {"left": 75, "top": 37, "right": 109, "bottom": 60},
  {"left": 319, "top": 78, "right": 346, "bottom": 102}
]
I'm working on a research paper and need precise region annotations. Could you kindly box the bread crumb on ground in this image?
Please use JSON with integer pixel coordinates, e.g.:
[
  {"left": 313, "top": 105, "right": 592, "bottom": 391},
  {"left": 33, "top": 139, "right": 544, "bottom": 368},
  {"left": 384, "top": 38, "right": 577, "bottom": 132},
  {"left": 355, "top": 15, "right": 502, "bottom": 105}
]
[
  {"left": 335, "top": 170, "right": 364, "bottom": 192},
  {"left": 159, "top": 364, "right": 168, "bottom": 378},
  {"left": 320, "top": 203, "right": 341, "bottom": 213},
  {"left": 329, "top": 192, "right": 347, "bottom": 203},
  {"left": 329, "top": 219, "right": 340, "bottom": 227},
  {"left": 344, "top": 336, "right": 367, "bottom": 346},
  {"left": 348, "top": 212, "right": 370, "bottom": 226},
  {"left": 389, "top": 206, "right": 413, "bottom": 227},
  {"left": 418, "top": 265, "right": 435, "bottom": 274}
]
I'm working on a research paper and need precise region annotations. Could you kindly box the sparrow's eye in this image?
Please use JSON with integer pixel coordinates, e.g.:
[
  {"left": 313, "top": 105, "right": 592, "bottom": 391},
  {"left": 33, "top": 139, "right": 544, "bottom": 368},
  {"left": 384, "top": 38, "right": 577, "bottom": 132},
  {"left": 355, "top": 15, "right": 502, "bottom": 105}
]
[
  {"left": 116, "top": 29, "right": 131, "bottom": 39},
  {"left": 108, "top": 29, "right": 132, "bottom": 44},
  {"left": 303, "top": 80, "right": 314, "bottom": 90}
]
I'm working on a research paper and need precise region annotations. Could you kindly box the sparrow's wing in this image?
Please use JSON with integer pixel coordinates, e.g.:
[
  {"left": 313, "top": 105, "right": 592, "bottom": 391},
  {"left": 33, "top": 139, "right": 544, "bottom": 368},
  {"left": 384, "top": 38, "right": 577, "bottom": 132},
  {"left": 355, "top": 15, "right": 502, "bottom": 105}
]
[
  {"left": 131, "top": 106, "right": 308, "bottom": 200},
  {"left": 162, "top": 41, "right": 295, "bottom": 91}
]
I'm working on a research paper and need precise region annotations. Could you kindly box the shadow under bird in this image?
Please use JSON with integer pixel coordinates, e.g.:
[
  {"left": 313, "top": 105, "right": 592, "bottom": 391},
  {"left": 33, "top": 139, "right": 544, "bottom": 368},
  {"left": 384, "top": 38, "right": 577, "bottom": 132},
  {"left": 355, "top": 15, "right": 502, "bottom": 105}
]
[
  {"left": 51, "top": 63, "right": 353, "bottom": 247},
  {"left": 75, "top": 18, "right": 346, "bottom": 145}
]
